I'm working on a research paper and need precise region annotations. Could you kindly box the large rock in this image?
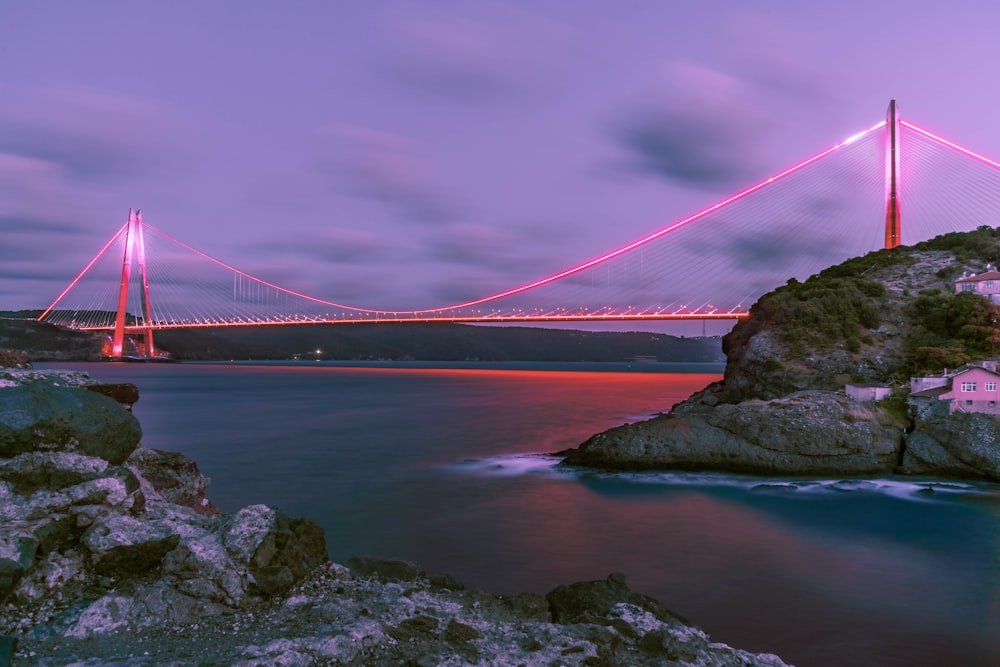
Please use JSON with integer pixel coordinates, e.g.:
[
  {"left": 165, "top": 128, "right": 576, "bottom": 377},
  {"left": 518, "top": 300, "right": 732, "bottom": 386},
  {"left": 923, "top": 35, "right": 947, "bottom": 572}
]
[
  {"left": 0, "top": 350, "right": 29, "bottom": 370},
  {"left": 0, "top": 386, "right": 141, "bottom": 464},
  {"left": 126, "top": 447, "right": 220, "bottom": 516},
  {"left": 565, "top": 390, "right": 904, "bottom": 475},
  {"left": 546, "top": 572, "right": 685, "bottom": 626},
  {"left": 903, "top": 412, "right": 1000, "bottom": 481},
  {"left": 82, "top": 514, "right": 180, "bottom": 577}
]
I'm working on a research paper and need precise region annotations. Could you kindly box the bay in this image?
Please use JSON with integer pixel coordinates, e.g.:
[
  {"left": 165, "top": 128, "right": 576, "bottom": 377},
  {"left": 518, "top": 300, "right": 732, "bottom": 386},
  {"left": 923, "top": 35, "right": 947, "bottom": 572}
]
[{"left": 37, "top": 361, "right": 1000, "bottom": 666}]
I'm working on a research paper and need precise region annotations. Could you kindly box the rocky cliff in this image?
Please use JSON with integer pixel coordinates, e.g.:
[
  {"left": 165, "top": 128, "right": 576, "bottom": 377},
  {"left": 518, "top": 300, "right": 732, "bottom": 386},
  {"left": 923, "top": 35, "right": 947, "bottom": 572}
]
[
  {"left": 565, "top": 228, "right": 1000, "bottom": 481},
  {"left": 0, "top": 353, "right": 789, "bottom": 665}
]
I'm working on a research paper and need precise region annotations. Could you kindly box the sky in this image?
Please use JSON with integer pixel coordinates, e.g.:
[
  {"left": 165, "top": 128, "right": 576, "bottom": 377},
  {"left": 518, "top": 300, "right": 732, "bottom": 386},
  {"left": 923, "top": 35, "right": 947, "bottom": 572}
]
[{"left": 4, "top": 1, "right": 1000, "bottom": 334}]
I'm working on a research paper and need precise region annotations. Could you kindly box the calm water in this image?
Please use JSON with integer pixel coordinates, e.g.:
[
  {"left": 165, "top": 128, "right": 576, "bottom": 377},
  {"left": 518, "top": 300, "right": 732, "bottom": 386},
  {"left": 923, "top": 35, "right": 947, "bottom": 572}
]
[{"left": 38, "top": 361, "right": 1000, "bottom": 667}]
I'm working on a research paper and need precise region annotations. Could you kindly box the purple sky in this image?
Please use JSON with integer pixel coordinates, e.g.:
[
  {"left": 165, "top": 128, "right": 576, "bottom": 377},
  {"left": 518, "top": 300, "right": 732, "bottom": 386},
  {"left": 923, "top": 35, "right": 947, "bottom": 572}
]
[{"left": 4, "top": 1, "right": 1000, "bottom": 333}]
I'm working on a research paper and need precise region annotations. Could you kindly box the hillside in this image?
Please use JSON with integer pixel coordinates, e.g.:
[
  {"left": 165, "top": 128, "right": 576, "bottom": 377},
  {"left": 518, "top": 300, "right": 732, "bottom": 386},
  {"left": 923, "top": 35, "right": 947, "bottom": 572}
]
[{"left": 0, "top": 315, "right": 723, "bottom": 363}]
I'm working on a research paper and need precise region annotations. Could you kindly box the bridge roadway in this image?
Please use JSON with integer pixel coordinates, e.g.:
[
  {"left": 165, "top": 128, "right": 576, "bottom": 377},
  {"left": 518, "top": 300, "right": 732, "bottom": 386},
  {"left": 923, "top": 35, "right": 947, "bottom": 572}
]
[{"left": 79, "top": 310, "right": 750, "bottom": 333}]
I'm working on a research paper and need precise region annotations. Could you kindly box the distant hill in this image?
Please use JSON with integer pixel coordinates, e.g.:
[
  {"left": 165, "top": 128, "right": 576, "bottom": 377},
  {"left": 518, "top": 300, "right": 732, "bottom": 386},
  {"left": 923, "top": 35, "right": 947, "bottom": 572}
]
[
  {"left": 0, "top": 314, "right": 723, "bottom": 363},
  {"left": 152, "top": 323, "right": 724, "bottom": 362}
]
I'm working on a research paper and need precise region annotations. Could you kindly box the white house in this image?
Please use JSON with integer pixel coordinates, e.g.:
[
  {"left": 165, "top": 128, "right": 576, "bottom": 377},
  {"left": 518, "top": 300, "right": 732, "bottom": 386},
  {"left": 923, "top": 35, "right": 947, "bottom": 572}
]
[{"left": 845, "top": 384, "right": 892, "bottom": 401}]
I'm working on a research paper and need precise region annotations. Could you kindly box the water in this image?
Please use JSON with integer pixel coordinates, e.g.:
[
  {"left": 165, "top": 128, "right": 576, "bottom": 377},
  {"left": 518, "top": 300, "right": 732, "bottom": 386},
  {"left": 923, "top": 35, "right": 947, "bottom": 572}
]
[{"left": 38, "top": 361, "right": 1000, "bottom": 666}]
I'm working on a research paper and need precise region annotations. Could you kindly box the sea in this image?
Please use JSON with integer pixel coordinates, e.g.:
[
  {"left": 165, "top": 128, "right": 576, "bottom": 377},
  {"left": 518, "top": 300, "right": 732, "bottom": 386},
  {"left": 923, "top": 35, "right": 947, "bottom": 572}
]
[{"left": 36, "top": 360, "right": 1000, "bottom": 667}]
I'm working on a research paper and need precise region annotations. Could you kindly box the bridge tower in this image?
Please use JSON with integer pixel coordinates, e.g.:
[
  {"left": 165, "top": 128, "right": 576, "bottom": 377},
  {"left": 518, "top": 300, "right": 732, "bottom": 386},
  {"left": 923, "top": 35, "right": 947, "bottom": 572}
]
[
  {"left": 885, "top": 99, "right": 902, "bottom": 249},
  {"left": 111, "top": 209, "right": 155, "bottom": 358}
]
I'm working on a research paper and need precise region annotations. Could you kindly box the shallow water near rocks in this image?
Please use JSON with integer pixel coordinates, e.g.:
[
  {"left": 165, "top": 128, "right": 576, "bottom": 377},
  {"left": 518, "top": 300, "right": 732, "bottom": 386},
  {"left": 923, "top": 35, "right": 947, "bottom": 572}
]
[{"left": 39, "top": 361, "right": 1000, "bottom": 667}]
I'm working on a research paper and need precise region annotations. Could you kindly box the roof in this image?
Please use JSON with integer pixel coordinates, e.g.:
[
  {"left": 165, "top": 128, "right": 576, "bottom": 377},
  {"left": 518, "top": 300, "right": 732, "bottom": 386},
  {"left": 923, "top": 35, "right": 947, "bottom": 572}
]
[
  {"left": 846, "top": 383, "right": 890, "bottom": 389},
  {"left": 955, "top": 270, "right": 1000, "bottom": 283},
  {"left": 909, "top": 386, "right": 952, "bottom": 399},
  {"left": 952, "top": 365, "right": 1000, "bottom": 380}
]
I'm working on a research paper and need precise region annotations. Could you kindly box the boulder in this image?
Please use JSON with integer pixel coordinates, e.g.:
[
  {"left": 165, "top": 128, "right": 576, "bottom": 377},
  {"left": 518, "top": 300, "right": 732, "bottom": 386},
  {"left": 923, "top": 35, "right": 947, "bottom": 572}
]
[
  {"left": 0, "top": 386, "right": 141, "bottom": 464},
  {"left": 546, "top": 572, "right": 684, "bottom": 626},
  {"left": 84, "top": 383, "right": 140, "bottom": 411},
  {"left": 0, "top": 350, "right": 29, "bottom": 369},
  {"left": 565, "top": 391, "right": 904, "bottom": 476},
  {"left": 0, "top": 536, "right": 38, "bottom": 602},
  {"left": 903, "top": 412, "right": 1000, "bottom": 481},
  {"left": 126, "top": 447, "right": 220, "bottom": 516},
  {"left": 82, "top": 514, "right": 180, "bottom": 577}
]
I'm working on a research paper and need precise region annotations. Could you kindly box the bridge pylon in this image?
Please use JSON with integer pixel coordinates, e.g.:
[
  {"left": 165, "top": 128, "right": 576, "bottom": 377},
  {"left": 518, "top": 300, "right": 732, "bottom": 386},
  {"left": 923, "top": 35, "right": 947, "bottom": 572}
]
[
  {"left": 885, "top": 99, "right": 902, "bottom": 249},
  {"left": 111, "top": 209, "right": 156, "bottom": 358}
]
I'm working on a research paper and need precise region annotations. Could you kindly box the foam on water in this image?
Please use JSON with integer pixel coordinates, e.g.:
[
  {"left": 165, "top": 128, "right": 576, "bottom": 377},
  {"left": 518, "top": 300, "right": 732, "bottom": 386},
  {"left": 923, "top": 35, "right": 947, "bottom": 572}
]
[{"left": 450, "top": 454, "right": 995, "bottom": 503}]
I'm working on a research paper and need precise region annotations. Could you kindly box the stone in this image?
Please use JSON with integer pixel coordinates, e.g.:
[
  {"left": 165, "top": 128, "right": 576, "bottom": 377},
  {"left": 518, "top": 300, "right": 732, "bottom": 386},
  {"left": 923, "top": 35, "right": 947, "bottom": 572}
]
[
  {"left": 546, "top": 573, "right": 685, "bottom": 627},
  {"left": 126, "top": 447, "right": 221, "bottom": 516},
  {"left": 0, "top": 350, "right": 29, "bottom": 369},
  {"left": 81, "top": 514, "right": 180, "bottom": 577},
  {"left": 0, "top": 536, "right": 38, "bottom": 602},
  {"left": 903, "top": 412, "right": 1000, "bottom": 481},
  {"left": 0, "top": 386, "right": 142, "bottom": 464},
  {"left": 0, "top": 452, "right": 109, "bottom": 495},
  {"left": 565, "top": 391, "right": 904, "bottom": 476},
  {"left": 84, "top": 383, "right": 140, "bottom": 410}
]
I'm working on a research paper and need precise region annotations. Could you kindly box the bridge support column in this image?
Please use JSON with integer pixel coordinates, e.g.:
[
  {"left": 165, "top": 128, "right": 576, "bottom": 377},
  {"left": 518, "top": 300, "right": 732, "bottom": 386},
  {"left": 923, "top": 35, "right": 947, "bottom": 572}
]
[
  {"left": 135, "top": 211, "right": 155, "bottom": 357},
  {"left": 111, "top": 209, "right": 155, "bottom": 358},
  {"left": 885, "top": 99, "right": 902, "bottom": 249}
]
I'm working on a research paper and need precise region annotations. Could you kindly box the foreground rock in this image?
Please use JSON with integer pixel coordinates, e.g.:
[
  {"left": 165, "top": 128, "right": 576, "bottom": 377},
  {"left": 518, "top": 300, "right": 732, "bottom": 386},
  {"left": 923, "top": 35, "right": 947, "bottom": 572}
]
[
  {"left": 566, "top": 390, "right": 905, "bottom": 475},
  {"left": 0, "top": 363, "right": 790, "bottom": 665}
]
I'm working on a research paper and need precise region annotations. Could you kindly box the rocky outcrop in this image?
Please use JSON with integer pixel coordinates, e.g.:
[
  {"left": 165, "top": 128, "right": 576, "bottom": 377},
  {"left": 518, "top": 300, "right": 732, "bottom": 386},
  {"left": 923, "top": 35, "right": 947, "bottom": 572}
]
[
  {"left": 902, "top": 412, "right": 1000, "bottom": 480},
  {"left": 0, "top": 367, "right": 327, "bottom": 643},
  {"left": 562, "top": 243, "right": 1000, "bottom": 479},
  {"left": 565, "top": 391, "right": 905, "bottom": 475},
  {"left": 1, "top": 363, "right": 791, "bottom": 665}
]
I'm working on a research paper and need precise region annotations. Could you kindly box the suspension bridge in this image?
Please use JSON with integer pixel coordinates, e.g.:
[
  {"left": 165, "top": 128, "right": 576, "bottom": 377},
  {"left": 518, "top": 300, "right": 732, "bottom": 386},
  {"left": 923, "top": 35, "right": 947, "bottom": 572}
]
[{"left": 38, "top": 101, "right": 1000, "bottom": 358}]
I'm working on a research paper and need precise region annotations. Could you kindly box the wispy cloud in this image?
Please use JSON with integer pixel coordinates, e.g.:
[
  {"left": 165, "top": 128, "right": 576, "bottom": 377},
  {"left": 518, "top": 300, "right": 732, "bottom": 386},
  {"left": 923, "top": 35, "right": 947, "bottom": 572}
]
[
  {"left": 316, "top": 124, "right": 462, "bottom": 224},
  {"left": 387, "top": 6, "right": 571, "bottom": 102}
]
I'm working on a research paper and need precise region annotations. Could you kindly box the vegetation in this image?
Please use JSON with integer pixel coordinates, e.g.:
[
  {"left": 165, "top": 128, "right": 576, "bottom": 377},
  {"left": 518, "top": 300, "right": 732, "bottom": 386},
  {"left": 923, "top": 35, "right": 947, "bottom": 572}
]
[
  {"left": 751, "top": 272, "right": 886, "bottom": 354},
  {"left": 903, "top": 290, "right": 1000, "bottom": 374}
]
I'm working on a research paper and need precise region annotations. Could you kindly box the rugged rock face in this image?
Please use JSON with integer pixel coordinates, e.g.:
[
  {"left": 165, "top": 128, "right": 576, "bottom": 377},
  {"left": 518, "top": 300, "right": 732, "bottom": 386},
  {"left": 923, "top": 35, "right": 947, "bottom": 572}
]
[
  {"left": 0, "top": 364, "right": 792, "bottom": 665},
  {"left": 903, "top": 412, "right": 1000, "bottom": 481},
  {"left": 566, "top": 391, "right": 904, "bottom": 475},
  {"left": 0, "top": 367, "right": 327, "bottom": 646}
]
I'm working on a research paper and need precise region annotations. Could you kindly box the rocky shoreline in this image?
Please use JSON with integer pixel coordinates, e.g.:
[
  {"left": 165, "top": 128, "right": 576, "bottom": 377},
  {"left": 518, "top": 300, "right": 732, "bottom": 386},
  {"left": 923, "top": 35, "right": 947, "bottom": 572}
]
[
  {"left": 563, "top": 245, "right": 1000, "bottom": 482},
  {"left": 0, "top": 353, "right": 789, "bottom": 666}
]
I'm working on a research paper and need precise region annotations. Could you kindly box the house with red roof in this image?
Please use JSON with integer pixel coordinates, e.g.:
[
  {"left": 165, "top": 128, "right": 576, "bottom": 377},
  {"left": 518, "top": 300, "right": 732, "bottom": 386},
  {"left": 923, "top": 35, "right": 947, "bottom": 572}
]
[
  {"left": 955, "top": 266, "right": 1000, "bottom": 303},
  {"left": 909, "top": 363, "right": 1000, "bottom": 419}
]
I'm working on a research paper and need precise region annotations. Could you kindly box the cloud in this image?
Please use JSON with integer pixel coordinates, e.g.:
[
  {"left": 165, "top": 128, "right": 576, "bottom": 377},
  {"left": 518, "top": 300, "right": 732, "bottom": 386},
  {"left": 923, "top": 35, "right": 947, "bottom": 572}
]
[
  {"left": 0, "top": 85, "right": 182, "bottom": 183},
  {"left": 248, "top": 227, "right": 388, "bottom": 265},
  {"left": 611, "top": 62, "right": 770, "bottom": 190},
  {"left": 317, "top": 124, "right": 461, "bottom": 224},
  {"left": 388, "top": 6, "right": 571, "bottom": 102}
]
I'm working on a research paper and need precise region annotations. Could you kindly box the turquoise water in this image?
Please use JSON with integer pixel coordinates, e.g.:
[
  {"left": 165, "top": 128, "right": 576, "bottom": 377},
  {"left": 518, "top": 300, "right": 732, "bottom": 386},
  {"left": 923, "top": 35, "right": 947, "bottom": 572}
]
[{"left": 40, "top": 361, "right": 1000, "bottom": 666}]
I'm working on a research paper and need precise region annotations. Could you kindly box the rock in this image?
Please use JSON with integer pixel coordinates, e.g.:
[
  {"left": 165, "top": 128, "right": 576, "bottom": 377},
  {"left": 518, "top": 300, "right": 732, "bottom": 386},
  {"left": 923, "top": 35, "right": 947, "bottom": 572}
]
[
  {"left": 0, "top": 386, "right": 142, "bottom": 464},
  {"left": 0, "top": 536, "right": 38, "bottom": 602},
  {"left": 0, "top": 350, "right": 29, "bottom": 369},
  {"left": 81, "top": 514, "right": 180, "bottom": 576},
  {"left": 84, "top": 383, "right": 140, "bottom": 410},
  {"left": 546, "top": 573, "right": 684, "bottom": 626},
  {"left": 903, "top": 412, "right": 1000, "bottom": 481},
  {"left": 126, "top": 447, "right": 221, "bottom": 516},
  {"left": 566, "top": 391, "right": 904, "bottom": 475}
]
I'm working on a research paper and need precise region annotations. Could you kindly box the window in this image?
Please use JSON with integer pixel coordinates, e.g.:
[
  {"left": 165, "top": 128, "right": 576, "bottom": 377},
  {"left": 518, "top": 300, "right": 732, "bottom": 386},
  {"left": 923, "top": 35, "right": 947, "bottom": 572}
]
[
  {"left": 961, "top": 381, "right": 977, "bottom": 392},
  {"left": 967, "top": 400, "right": 974, "bottom": 406},
  {"left": 962, "top": 283, "right": 975, "bottom": 291},
  {"left": 987, "top": 382, "right": 997, "bottom": 392}
]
